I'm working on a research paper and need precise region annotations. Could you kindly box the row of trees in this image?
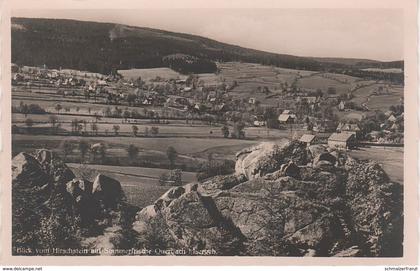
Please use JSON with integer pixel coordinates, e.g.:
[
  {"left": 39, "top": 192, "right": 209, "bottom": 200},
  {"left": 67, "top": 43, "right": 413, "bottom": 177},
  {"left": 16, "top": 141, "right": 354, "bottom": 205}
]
[
  {"left": 63, "top": 139, "right": 178, "bottom": 168},
  {"left": 13, "top": 102, "right": 47, "bottom": 116}
]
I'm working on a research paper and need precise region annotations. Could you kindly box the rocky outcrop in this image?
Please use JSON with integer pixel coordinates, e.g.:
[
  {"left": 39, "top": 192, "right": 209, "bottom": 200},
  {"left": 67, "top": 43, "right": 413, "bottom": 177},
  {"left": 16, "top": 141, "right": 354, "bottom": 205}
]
[
  {"left": 12, "top": 141, "right": 403, "bottom": 257},
  {"left": 92, "top": 174, "right": 124, "bottom": 209},
  {"left": 12, "top": 152, "right": 51, "bottom": 187},
  {"left": 12, "top": 150, "right": 135, "bottom": 255},
  {"left": 235, "top": 140, "right": 308, "bottom": 181},
  {"left": 344, "top": 159, "right": 403, "bottom": 256},
  {"left": 132, "top": 140, "right": 403, "bottom": 257},
  {"left": 35, "top": 149, "right": 75, "bottom": 183}
]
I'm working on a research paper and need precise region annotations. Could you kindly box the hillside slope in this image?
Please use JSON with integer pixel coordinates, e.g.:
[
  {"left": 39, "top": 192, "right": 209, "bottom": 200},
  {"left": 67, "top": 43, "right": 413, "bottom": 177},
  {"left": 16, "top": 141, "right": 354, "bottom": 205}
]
[{"left": 12, "top": 17, "right": 403, "bottom": 76}]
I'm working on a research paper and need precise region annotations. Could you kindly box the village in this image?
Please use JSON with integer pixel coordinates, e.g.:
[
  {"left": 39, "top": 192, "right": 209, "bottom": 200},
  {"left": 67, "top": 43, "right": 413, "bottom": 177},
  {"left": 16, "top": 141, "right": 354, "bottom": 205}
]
[
  {"left": 11, "top": 61, "right": 404, "bottom": 194},
  {"left": 12, "top": 62, "right": 404, "bottom": 145}
]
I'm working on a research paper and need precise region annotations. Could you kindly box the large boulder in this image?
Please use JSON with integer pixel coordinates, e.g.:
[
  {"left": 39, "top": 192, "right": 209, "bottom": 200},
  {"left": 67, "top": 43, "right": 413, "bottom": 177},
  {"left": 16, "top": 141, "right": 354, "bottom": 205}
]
[
  {"left": 12, "top": 151, "right": 137, "bottom": 255},
  {"left": 35, "top": 149, "right": 75, "bottom": 184},
  {"left": 199, "top": 174, "right": 247, "bottom": 195},
  {"left": 313, "top": 152, "right": 337, "bottom": 166},
  {"left": 12, "top": 152, "right": 51, "bottom": 187},
  {"left": 307, "top": 144, "right": 327, "bottom": 160},
  {"left": 92, "top": 174, "right": 124, "bottom": 209},
  {"left": 235, "top": 140, "right": 308, "bottom": 181},
  {"left": 133, "top": 183, "right": 245, "bottom": 255},
  {"left": 66, "top": 178, "right": 93, "bottom": 198},
  {"left": 12, "top": 152, "right": 78, "bottom": 251},
  {"left": 66, "top": 178, "right": 98, "bottom": 225},
  {"left": 132, "top": 142, "right": 403, "bottom": 257}
]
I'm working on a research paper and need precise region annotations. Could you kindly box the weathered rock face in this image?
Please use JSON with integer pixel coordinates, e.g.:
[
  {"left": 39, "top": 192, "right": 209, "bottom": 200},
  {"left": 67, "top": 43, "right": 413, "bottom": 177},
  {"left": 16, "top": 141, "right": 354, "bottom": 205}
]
[
  {"left": 12, "top": 151, "right": 76, "bottom": 251},
  {"left": 92, "top": 174, "right": 124, "bottom": 209},
  {"left": 12, "top": 150, "right": 134, "bottom": 255},
  {"left": 66, "top": 178, "right": 99, "bottom": 226},
  {"left": 235, "top": 140, "right": 308, "bottom": 181},
  {"left": 12, "top": 152, "right": 51, "bottom": 187},
  {"left": 132, "top": 141, "right": 403, "bottom": 257},
  {"left": 313, "top": 152, "right": 337, "bottom": 166},
  {"left": 345, "top": 159, "right": 403, "bottom": 256},
  {"left": 11, "top": 141, "right": 403, "bottom": 257},
  {"left": 133, "top": 182, "right": 245, "bottom": 255},
  {"left": 35, "top": 149, "right": 75, "bottom": 184}
]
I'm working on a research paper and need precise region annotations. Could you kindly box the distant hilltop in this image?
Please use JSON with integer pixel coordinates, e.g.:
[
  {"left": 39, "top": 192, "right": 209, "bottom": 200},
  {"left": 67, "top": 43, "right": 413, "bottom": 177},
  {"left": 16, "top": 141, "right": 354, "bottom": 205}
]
[{"left": 12, "top": 17, "right": 403, "bottom": 77}]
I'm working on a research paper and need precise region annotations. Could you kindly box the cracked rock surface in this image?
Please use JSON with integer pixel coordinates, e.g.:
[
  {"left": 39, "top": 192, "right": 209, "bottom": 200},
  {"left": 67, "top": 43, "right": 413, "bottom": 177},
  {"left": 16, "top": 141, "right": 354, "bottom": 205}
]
[
  {"left": 132, "top": 140, "right": 403, "bottom": 256},
  {"left": 11, "top": 141, "right": 403, "bottom": 257}
]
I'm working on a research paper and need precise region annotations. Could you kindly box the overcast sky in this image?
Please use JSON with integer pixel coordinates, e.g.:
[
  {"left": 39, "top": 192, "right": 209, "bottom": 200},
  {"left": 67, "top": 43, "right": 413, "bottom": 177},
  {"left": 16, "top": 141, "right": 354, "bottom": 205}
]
[{"left": 12, "top": 9, "right": 404, "bottom": 61}]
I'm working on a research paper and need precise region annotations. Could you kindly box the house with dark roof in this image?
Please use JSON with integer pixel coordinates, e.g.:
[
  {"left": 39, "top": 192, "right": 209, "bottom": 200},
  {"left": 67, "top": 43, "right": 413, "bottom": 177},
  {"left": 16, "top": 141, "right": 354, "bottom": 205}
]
[{"left": 336, "top": 122, "right": 361, "bottom": 137}]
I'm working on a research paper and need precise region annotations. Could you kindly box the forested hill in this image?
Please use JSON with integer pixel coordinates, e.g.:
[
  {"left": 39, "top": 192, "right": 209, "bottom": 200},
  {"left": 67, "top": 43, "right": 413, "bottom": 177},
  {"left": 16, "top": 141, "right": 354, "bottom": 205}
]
[{"left": 11, "top": 17, "right": 403, "bottom": 77}]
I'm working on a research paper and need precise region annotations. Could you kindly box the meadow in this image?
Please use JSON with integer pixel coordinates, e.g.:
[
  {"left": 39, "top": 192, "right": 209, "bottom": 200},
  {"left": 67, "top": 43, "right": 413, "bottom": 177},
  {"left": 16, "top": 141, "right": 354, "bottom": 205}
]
[
  {"left": 117, "top": 67, "right": 186, "bottom": 81},
  {"left": 69, "top": 163, "right": 197, "bottom": 207}
]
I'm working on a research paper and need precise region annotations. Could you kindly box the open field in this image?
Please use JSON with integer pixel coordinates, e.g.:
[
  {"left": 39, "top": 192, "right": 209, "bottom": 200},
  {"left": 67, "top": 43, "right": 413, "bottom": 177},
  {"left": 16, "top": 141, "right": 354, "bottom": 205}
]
[
  {"left": 12, "top": 113, "right": 210, "bottom": 126},
  {"left": 12, "top": 134, "right": 256, "bottom": 155},
  {"left": 118, "top": 67, "right": 186, "bottom": 81},
  {"left": 12, "top": 62, "right": 405, "bottom": 210},
  {"left": 68, "top": 163, "right": 197, "bottom": 208},
  {"left": 366, "top": 93, "right": 404, "bottom": 111},
  {"left": 12, "top": 134, "right": 257, "bottom": 170},
  {"left": 12, "top": 96, "right": 176, "bottom": 117},
  {"left": 361, "top": 68, "right": 404, "bottom": 73},
  {"left": 296, "top": 75, "right": 352, "bottom": 95}
]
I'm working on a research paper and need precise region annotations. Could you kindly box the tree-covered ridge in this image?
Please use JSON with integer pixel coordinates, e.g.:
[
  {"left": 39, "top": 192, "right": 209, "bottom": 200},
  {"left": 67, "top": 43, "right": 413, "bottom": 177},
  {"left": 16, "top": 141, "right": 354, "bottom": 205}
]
[{"left": 12, "top": 17, "right": 403, "bottom": 81}]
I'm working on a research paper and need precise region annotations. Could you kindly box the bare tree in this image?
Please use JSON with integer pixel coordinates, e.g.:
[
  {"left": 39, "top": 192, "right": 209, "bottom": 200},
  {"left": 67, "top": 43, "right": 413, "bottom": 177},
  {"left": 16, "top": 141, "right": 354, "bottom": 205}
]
[
  {"left": 25, "top": 118, "right": 34, "bottom": 132},
  {"left": 127, "top": 144, "right": 139, "bottom": 164},
  {"left": 78, "top": 141, "right": 89, "bottom": 162},
  {"left": 55, "top": 104, "right": 62, "bottom": 114},
  {"left": 112, "top": 125, "right": 120, "bottom": 136},
  {"left": 90, "top": 123, "right": 98, "bottom": 136},
  {"left": 132, "top": 125, "right": 139, "bottom": 137}
]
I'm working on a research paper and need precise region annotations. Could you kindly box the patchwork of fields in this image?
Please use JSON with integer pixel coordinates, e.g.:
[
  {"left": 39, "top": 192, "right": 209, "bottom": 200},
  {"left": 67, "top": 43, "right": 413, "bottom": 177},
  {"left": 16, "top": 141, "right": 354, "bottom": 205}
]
[{"left": 12, "top": 61, "right": 404, "bottom": 208}]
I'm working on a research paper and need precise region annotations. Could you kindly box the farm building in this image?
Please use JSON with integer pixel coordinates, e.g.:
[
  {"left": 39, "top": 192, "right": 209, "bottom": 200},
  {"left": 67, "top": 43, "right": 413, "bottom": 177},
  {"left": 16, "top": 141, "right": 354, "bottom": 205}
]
[
  {"left": 385, "top": 110, "right": 394, "bottom": 117},
  {"left": 278, "top": 109, "right": 296, "bottom": 124},
  {"left": 182, "top": 87, "right": 192, "bottom": 93},
  {"left": 388, "top": 114, "right": 397, "bottom": 122},
  {"left": 248, "top": 97, "right": 257, "bottom": 104},
  {"left": 328, "top": 133, "right": 356, "bottom": 149},
  {"left": 313, "top": 120, "right": 337, "bottom": 133},
  {"left": 278, "top": 114, "right": 294, "bottom": 124},
  {"left": 336, "top": 122, "right": 361, "bottom": 136},
  {"left": 390, "top": 123, "right": 401, "bottom": 131},
  {"left": 97, "top": 79, "right": 108, "bottom": 86},
  {"left": 305, "top": 96, "right": 319, "bottom": 104},
  {"left": 253, "top": 120, "right": 266, "bottom": 127},
  {"left": 338, "top": 101, "right": 346, "bottom": 111},
  {"left": 299, "top": 134, "right": 316, "bottom": 146}
]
